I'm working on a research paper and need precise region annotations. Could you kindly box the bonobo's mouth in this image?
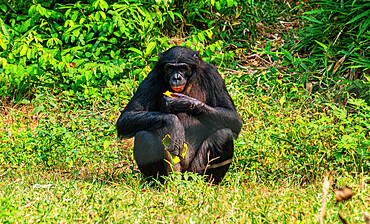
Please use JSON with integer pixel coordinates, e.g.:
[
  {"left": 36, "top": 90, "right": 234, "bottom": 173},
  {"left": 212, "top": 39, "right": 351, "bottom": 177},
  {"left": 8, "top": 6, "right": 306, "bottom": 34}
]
[{"left": 171, "top": 84, "right": 186, "bottom": 92}]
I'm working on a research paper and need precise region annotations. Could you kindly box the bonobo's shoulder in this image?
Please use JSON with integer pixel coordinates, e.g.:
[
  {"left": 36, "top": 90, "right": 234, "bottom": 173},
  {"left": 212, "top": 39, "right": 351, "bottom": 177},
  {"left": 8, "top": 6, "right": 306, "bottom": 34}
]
[
  {"left": 139, "top": 70, "right": 162, "bottom": 86},
  {"left": 203, "top": 61, "right": 217, "bottom": 70},
  {"left": 200, "top": 61, "right": 223, "bottom": 79}
]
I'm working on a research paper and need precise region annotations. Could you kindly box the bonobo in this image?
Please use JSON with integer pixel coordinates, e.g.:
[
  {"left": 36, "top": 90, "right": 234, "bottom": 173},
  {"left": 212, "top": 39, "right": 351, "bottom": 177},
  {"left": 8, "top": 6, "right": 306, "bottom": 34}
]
[{"left": 116, "top": 46, "right": 242, "bottom": 184}]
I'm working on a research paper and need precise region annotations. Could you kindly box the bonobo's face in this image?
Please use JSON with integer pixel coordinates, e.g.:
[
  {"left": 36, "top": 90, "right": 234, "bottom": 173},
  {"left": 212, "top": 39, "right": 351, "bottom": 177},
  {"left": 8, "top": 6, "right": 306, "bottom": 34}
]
[
  {"left": 165, "top": 63, "right": 190, "bottom": 92},
  {"left": 159, "top": 46, "right": 200, "bottom": 93}
]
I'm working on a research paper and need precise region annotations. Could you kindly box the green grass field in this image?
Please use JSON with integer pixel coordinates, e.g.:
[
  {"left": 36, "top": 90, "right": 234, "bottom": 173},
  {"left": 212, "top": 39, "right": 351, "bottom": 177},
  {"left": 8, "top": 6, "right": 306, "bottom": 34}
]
[
  {"left": 1, "top": 160, "right": 369, "bottom": 223},
  {"left": 1, "top": 90, "right": 369, "bottom": 223}
]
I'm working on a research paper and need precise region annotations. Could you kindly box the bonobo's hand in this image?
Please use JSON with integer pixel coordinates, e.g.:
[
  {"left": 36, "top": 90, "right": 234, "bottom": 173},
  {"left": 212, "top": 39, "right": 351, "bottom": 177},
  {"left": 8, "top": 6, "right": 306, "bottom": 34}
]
[
  {"left": 166, "top": 137, "right": 185, "bottom": 157},
  {"left": 164, "top": 93, "right": 205, "bottom": 114},
  {"left": 161, "top": 114, "right": 185, "bottom": 157}
]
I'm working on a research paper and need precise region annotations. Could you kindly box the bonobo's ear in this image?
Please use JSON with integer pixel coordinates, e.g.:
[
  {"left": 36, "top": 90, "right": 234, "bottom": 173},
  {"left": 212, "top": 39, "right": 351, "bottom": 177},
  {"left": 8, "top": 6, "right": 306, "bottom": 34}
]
[
  {"left": 159, "top": 51, "right": 164, "bottom": 59},
  {"left": 193, "top": 51, "right": 201, "bottom": 60}
]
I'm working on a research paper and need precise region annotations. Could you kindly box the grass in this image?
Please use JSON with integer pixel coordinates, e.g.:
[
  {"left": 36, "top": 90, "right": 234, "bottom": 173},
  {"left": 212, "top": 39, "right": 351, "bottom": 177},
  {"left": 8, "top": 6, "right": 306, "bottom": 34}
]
[
  {"left": 1, "top": 169, "right": 369, "bottom": 223},
  {"left": 1, "top": 0, "right": 369, "bottom": 222},
  {"left": 1, "top": 80, "right": 369, "bottom": 223}
]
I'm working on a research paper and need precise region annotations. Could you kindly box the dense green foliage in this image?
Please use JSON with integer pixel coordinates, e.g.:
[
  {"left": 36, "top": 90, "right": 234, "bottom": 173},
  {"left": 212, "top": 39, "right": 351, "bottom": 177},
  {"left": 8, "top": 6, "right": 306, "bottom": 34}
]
[
  {"left": 0, "top": 0, "right": 369, "bottom": 222},
  {"left": 1, "top": 0, "right": 369, "bottom": 97},
  {"left": 287, "top": 0, "right": 370, "bottom": 97},
  {"left": 0, "top": 0, "right": 242, "bottom": 100}
]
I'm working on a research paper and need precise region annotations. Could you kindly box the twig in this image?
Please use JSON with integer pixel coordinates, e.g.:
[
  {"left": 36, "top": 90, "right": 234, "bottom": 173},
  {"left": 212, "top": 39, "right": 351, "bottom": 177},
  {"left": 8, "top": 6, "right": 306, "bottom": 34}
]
[
  {"left": 208, "top": 159, "right": 232, "bottom": 169},
  {"left": 333, "top": 29, "right": 343, "bottom": 46},
  {"left": 255, "top": 54, "right": 273, "bottom": 67},
  {"left": 203, "top": 152, "right": 220, "bottom": 175},
  {"left": 319, "top": 174, "right": 330, "bottom": 224}
]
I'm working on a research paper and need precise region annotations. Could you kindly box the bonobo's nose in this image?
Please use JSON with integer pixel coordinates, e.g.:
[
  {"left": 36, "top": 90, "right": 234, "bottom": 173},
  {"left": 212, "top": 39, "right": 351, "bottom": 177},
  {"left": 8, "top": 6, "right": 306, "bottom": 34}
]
[{"left": 173, "top": 73, "right": 182, "bottom": 81}]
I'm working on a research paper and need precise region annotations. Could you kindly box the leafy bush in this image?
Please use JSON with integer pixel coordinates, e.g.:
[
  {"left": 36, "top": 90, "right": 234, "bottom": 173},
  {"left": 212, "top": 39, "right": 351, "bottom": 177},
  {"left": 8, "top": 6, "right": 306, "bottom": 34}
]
[
  {"left": 0, "top": 0, "right": 177, "bottom": 99},
  {"left": 0, "top": 0, "right": 287, "bottom": 101},
  {"left": 286, "top": 0, "right": 370, "bottom": 94}
]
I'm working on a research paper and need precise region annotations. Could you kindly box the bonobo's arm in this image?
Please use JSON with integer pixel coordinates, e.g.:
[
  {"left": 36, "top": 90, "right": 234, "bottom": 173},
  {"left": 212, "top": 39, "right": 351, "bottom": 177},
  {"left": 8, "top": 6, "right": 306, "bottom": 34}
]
[
  {"left": 116, "top": 78, "right": 186, "bottom": 156},
  {"left": 164, "top": 94, "right": 242, "bottom": 137},
  {"left": 198, "top": 104, "right": 242, "bottom": 137},
  {"left": 116, "top": 110, "right": 169, "bottom": 139},
  {"left": 116, "top": 110, "right": 185, "bottom": 156},
  {"left": 116, "top": 75, "right": 166, "bottom": 139}
]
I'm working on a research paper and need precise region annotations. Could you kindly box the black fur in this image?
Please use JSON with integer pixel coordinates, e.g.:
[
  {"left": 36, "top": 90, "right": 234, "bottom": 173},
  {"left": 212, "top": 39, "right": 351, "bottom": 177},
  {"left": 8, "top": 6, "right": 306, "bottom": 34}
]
[{"left": 116, "top": 46, "right": 242, "bottom": 184}]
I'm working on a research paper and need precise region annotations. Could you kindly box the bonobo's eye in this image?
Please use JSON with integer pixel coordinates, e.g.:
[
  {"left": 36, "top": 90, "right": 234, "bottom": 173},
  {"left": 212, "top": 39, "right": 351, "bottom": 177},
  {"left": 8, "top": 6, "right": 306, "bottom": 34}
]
[
  {"left": 179, "top": 67, "right": 187, "bottom": 74},
  {"left": 164, "top": 64, "right": 173, "bottom": 76}
]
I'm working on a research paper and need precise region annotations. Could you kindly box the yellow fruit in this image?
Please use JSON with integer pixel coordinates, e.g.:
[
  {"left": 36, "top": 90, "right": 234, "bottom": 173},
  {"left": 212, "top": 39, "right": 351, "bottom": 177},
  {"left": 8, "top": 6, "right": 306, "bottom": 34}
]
[{"left": 163, "top": 91, "right": 178, "bottom": 98}]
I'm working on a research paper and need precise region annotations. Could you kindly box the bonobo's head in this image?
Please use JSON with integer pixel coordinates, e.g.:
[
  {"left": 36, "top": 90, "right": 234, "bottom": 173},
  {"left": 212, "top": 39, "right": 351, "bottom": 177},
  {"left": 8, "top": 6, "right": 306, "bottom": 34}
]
[{"left": 158, "top": 46, "right": 200, "bottom": 93}]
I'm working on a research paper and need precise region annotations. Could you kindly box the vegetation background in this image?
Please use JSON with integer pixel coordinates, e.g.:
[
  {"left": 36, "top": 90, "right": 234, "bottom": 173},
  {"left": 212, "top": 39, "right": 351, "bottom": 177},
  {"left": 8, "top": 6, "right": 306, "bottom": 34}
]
[{"left": 0, "top": 0, "right": 369, "bottom": 222}]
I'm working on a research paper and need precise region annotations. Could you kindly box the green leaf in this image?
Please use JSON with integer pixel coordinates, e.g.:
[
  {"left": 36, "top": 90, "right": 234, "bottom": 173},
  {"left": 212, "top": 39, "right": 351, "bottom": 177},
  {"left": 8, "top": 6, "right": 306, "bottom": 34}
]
[
  {"left": 302, "top": 16, "right": 323, "bottom": 24},
  {"left": 205, "top": 29, "right": 213, "bottom": 39},
  {"left": 315, "top": 40, "right": 328, "bottom": 50},
  {"left": 49, "top": 101, "right": 57, "bottom": 108},
  {"left": 346, "top": 10, "right": 370, "bottom": 24},
  {"left": 101, "top": 0, "right": 109, "bottom": 11},
  {"left": 0, "top": 4, "right": 7, "bottom": 13},
  {"left": 28, "top": 5, "right": 36, "bottom": 16},
  {"left": 109, "top": 38, "right": 117, "bottom": 44},
  {"left": 365, "top": 75, "right": 370, "bottom": 82},
  {"left": 93, "top": 0, "right": 99, "bottom": 9},
  {"left": 103, "top": 140, "right": 110, "bottom": 150},
  {"left": 333, "top": 107, "right": 347, "bottom": 120},
  {"left": 99, "top": 11, "right": 106, "bottom": 19},
  {"left": 303, "top": 9, "right": 323, "bottom": 15},
  {"left": 198, "top": 32, "right": 205, "bottom": 42},
  {"left": 26, "top": 49, "right": 32, "bottom": 59},
  {"left": 145, "top": 42, "right": 156, "bottom": 56},
  {"left": 348, "top": 98, "right": 366, "bottom": 107},
  {"left": 280, "top": 95, "right": 286, "bottom": 106},
  {"left": 168, "top": 11, "right": 174, "bottom": 21},
  {"left": 0, "top": 42, "right": 6, "bottom": 50},
  {"left": 128, "top": 47, "right": 143, "bottom": 56},
  {"left": 20, "top": 46, "right": 28, "bottom": 57},
  {"left": 110, "top": 50, "right": 115, "bottom": 58},
  {"left": 226, "top": 0, "right": 234, "bottom": 7},
  {"left": 279, "top": 46, "right": 294, "bottom": 63},
  {"left": 33, "top": 105, "right": 45, "bottom": 114},
  {"left": 1, "top": 23, "right": 9, "bottom": 40},
  {"left": 215, "top": 1, "right": 221, "bottom": 11},
  {"left": 162, "top": 134, "right": 171, "bottom": 147}
]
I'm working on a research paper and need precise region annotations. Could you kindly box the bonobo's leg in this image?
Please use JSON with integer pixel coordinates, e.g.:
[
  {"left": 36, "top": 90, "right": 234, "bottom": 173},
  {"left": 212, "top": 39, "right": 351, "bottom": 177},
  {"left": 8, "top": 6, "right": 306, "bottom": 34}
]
[
  {"left": 133, "top": 131, "right": 167, "bottom": 179},
  {"left": 134, "top": 131, "right": 182, "bottom": 180},
  {"left": 188, "top": 128, "right": 234, "bottom": 184}
]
